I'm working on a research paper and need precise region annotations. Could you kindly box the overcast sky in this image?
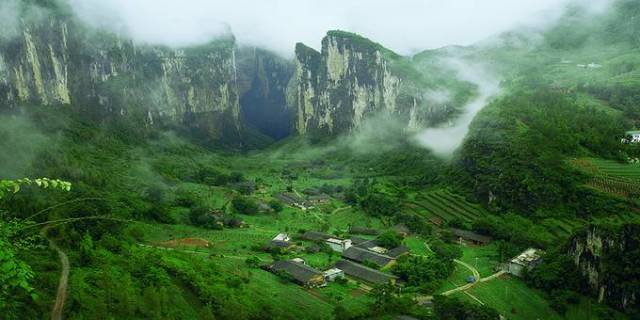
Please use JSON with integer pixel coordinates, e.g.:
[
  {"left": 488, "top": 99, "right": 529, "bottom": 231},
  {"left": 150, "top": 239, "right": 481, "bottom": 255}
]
[{"left": 67, "top": 0, "right": 611, "bottom": 56}]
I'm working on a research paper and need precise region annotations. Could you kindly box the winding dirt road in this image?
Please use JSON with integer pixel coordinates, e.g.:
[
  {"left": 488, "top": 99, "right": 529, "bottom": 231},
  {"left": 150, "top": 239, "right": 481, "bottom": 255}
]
[{"left": 43, "top": 229, "right": 69, "bottom": 320}]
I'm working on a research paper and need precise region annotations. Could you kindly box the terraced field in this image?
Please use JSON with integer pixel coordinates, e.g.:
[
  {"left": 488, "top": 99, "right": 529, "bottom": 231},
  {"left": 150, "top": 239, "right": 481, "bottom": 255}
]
[
  {"left": 571, "top": 158, "right": 640, "bottom": 197},
  {"left": 541, "top": 217, "right": 586, "bottom": 239},
  {"left": 411, "top": 189, "right": 488, "bottom": 224}
]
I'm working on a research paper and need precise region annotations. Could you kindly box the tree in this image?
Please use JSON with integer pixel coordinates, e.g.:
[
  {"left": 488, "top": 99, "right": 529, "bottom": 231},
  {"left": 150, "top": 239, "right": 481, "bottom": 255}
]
[
  {"left": 369, "top": 282, "right": 415, "bottom": 316},
  {"left": 231, "top": 196, "right": 259, "bottom": 215},
  {"left": 377, "top": 230, "right": 402, "bottom": 248},
  {"left": 0, "top": 178, "right": 71, "bottom": 315},
  {"left": 268, "top": 199, "right": 284, "bottom": 213}
]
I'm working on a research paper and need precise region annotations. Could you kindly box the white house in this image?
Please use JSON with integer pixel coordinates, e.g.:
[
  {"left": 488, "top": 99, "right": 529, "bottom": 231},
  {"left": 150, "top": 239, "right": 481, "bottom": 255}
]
[
  {"left": 323, "top": 268, "right": 345, "bottom": 282},
  {"left": 623, "top": 131, "right": 640, "bottom": 144},
  {"left": 508, "top": 248, "right": 543, "bottom": 277},
  {"left": 273, "top": 233, "right": 290, "bottom": 242},
  {"left": 325, "top": 238, "right": 352, "bottom": 252}
]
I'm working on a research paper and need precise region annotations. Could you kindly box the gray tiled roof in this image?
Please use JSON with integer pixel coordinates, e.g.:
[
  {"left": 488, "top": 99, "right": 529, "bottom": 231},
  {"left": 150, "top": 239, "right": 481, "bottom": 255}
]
[
  {"left": 335, "top": 260, "right": 397, "bottom": 284},
  {"left": 342, "top": 246, "right": 394, "bottom": 268},
  {"left": 271, "top": 260, "right": 323, "bottom": 284},
  {"left": 450, "top": 228, "right": 492, "bottom": 244}
]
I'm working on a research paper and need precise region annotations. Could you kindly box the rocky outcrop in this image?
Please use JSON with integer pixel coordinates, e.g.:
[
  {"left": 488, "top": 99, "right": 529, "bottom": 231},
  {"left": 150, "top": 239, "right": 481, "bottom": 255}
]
[
  {"left": 0, "top": 5, "right": 241, "bottom": 142},
  {"left": 289, "top": 30, "right": 453, "bottom": 136},
  {"left": 569, "top": 223, "right": 640, "bottom": 311}
]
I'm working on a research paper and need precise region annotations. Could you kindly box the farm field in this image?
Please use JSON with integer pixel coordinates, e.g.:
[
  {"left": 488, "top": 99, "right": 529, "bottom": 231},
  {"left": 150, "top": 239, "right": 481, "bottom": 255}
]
[
  {"left": 410, "top": 189, "right": 488, "bottom": 226},
  {"left": 570, "top": 158, "right": 640, "bottom": 198}
]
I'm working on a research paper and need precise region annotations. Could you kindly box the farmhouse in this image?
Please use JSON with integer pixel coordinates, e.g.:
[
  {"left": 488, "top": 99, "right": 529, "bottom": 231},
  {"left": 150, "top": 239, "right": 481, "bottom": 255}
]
[
  {"left": 623, "top": 131, "right": 640, "bottom": 144},
  {"left": 306, "top": 194, "right": 331, "bottom": 205},
  {"left": 270, "top": 233, "right": 294, "bottom": 249},
  {"left": 326, "top": 238, "right": 352, "bottom": 252},
  {"left": 386, "top": 246, "right": 410, "bottom": 259},
  {"left": 342, "top": 246, "right": 396, "bottom": 269},
  {"left": 508, "top": 248, "right": 543, "bottom": 277},
  {"left": 302, "top": 231, "right": 332, "bottom": 241},
  {"left": 335, "top": 260, "right": 397, "bottom": 285},
  {"left": 276, "top": 192, "right": 305, "bottom": 206},
  {"left": 349, "top": 226, "right": 380, "bottom": 236},
  {"left": 450, "top": 228, "right": 492, "bottom": 245},
  {"left": 270, "top": 260, "right": 326, "bottom": 287},
  {"left": 323, "top": 268, "right": 345, "bottom": 282}
]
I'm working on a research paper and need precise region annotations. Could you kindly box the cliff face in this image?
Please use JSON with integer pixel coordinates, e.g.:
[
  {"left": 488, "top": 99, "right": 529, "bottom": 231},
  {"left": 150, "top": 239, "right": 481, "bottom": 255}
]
[
  {"left": 569, "top": 224, "right": 640, "bottom": 311},
  {"left": 0, "top": 9, "right": 241, "bottom": 142},
  {"left": 290, "top": 31, "right": 455, "bottom": 136}
]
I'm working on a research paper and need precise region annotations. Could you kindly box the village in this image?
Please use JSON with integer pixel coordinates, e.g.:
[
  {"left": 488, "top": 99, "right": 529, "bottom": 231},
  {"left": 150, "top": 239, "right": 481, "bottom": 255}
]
[{"left": 143, "top": 162, "right": 554, "bottom": 318}]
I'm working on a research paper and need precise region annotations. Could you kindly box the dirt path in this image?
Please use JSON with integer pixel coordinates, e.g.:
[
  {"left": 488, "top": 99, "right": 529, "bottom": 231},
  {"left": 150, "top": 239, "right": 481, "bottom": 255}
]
[
  {"left": 330, "top": 206, "right": 352, "bottom": 215},
  {"left": 43, "top": 229, "right": 69, "bottom": 320}
]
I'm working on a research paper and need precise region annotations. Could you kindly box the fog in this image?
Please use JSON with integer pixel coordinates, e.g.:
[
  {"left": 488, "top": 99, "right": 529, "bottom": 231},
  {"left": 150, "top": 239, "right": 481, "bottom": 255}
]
[
  {"left": 415, "top": 60, "right": 500, "bottom": 158},
  {"left": 66, "top": 0, "right": 610, "bottom": 56}
]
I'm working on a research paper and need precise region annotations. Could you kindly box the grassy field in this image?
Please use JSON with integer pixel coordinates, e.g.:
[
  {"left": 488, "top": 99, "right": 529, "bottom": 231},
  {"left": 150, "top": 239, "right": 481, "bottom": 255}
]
[
  {"left": 459, "top": 244, "right": 501, "bottom": 277},
  {"left": 453, "top": 276, "right": 562, "bottom": 320}
]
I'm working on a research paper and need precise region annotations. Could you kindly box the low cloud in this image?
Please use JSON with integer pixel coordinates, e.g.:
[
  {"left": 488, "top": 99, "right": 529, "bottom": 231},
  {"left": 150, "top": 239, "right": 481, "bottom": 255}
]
[
  {"left": 415, "top": 59, "right": 501, "bottom": 158},
  {"left": 65, "top": 0, "right": 607, "bottom": 56}
]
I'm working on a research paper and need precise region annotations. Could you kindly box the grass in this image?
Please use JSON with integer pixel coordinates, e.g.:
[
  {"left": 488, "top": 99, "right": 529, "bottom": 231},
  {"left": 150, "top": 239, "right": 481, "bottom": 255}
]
[
  {"left": 454, "top": 276, "right": 562, "bottom": 320},
  {"left": 459, "top": 244, "right": 501, "bottom": 278}
]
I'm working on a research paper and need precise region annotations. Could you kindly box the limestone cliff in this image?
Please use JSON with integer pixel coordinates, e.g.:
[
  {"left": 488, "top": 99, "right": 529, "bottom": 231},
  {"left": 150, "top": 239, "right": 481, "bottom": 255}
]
[
  {"left": 569, "top": 223, "right": 640, "bottom": 312},
  {"left": 290, "top": 30, "right": 454, "bottom": 136},
  {"left": 0, "top": 4, "right": 241, "bottom": 142}
]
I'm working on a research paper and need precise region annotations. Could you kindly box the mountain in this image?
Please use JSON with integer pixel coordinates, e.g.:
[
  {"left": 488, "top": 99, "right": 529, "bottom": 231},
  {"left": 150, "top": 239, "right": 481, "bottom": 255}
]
[
  {"left": 0, "top": 1, "right": 477, "bottom": 146},
  {"left": 0, "top": 2, "right": 246, "bottom": 144},
  {"left": 290, "top": 30, "right": 472, "bottom": 137}
]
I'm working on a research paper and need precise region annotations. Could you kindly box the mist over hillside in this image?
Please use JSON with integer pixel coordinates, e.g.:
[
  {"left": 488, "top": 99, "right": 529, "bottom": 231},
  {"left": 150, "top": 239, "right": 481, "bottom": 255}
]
[{"left": 1, "top": 1, "right": 640, "bottom": 320}]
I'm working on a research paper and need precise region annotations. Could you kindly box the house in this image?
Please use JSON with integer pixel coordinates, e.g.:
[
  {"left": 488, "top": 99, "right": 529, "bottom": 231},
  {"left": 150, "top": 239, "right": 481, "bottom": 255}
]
[
  {"left": 507, "top": 248, "right": 543, "bottom": 277},
  {"left": 270, "top": 260, "right": 326, "bottom": 287},
  {"left": 323, "top": 268, "right": 345, "bottom": 282},
  {"left": 302, "top": 231, "right": 332, "bottom": 242},
  {"left": 342, "top": 246, "right": 396, "bottom": 269},
  {"left": 306, "top": 194, "right": 331, "bottom": 205},
  {"left": 335, "top": 260, "right": 397, "bottom": 285},
  {"left": 326, "top": 238, "right": 352, "bottom": 252},
  {"left": 623, "top": 131, "right": 640, "bottom": 144},
  {"left": 349, "top": 226, "right": 380, "bottom": 236},
  {"left": 270, "top": 233, "right": 294, "bottom": 249},
  {"left": 386, "top": 246, "right": 410, "bottom": 259},
  {"left": 350, "top": 236, "right": 370, "bottom": 246},
  {"left": 276, "top": 193, "right": 305, "bottom": 207},
  {"left": 450, "top": 228, "right": 492, "bottom": 245}
]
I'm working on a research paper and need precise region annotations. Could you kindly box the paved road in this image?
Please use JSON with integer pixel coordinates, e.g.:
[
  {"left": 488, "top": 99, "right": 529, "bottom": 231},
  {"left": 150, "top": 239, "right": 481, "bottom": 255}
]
[{"left": 442, "top": 259, "right": 480, "bottom": 296}]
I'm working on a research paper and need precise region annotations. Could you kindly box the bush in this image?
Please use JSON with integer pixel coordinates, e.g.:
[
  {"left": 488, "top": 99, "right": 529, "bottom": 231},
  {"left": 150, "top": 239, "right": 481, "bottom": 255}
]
[{"left": 231, "top": 197, "right": 259, "bottom": 215}]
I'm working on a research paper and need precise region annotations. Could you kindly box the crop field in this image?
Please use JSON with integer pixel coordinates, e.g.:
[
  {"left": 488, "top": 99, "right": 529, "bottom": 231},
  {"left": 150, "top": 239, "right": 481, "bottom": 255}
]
[
  {"left": 540, "top": 217, "right": 586, "bottom": 240},
  {"left": 570, "top": 158, "right": 640, "bottom": 198},
  {"left": 411, "top": 189, "right": 488, "bottom": 224}
]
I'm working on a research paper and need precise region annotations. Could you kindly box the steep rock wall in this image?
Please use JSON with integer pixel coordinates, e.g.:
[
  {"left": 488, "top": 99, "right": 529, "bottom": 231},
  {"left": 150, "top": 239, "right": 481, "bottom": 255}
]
[
  {"left": 569, "top": 223, "right": 640, "bottom": 311},
  {"left": 0, "top": 11, "right": 241, "bottom": 141},
  {"left": 290, "top": 31, "right": 450, "bottom": 136}
]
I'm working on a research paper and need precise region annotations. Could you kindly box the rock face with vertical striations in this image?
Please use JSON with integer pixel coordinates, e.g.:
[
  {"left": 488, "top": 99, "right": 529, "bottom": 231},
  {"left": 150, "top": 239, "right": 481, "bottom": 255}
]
[
  {"left": 289, "top": 30, "right": 459, "bottom": 137},
  {"left": 0, "top": 3, "right": 242, "bottom": 143},
  {"left": 569, "top": 223, "right": 640, "bottom": 312}
]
